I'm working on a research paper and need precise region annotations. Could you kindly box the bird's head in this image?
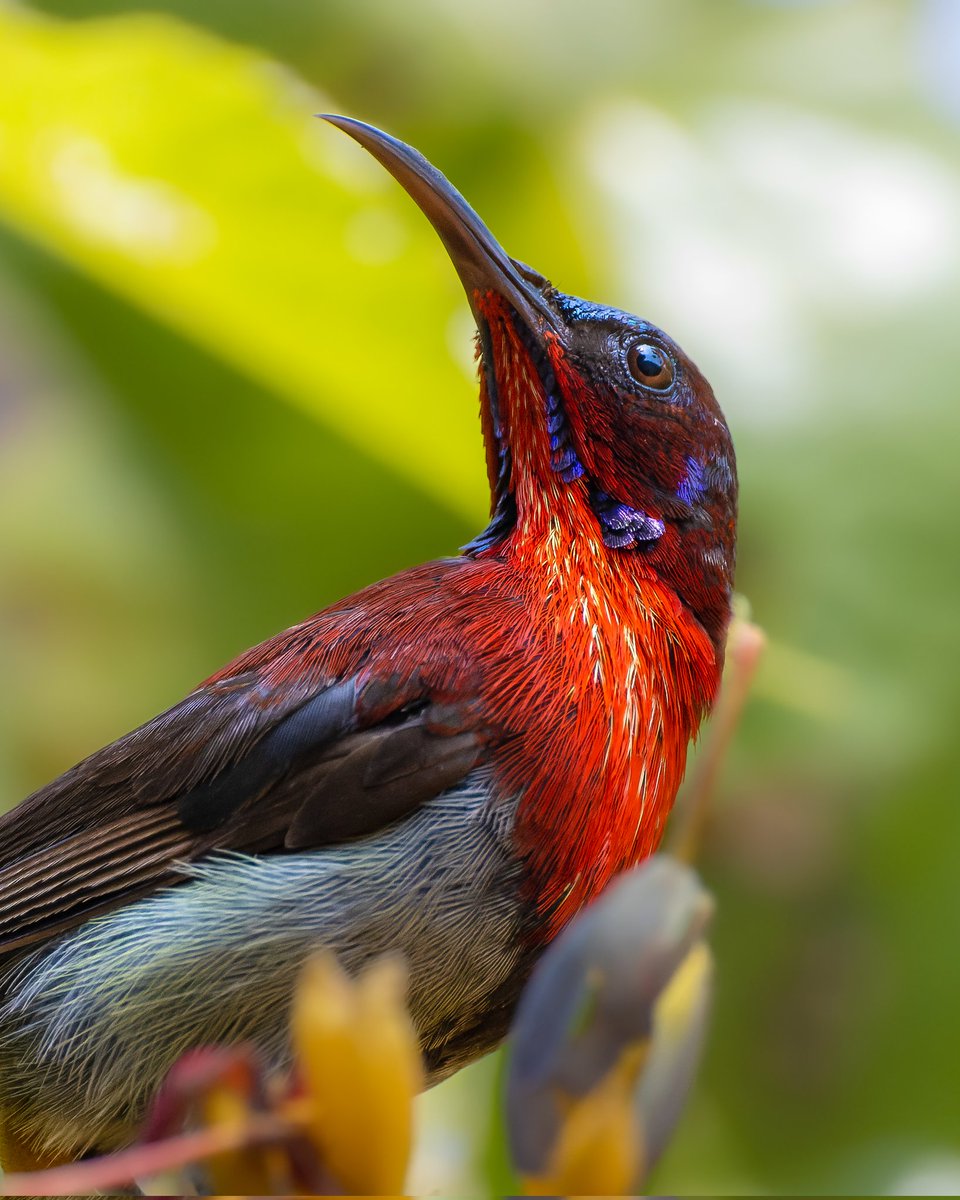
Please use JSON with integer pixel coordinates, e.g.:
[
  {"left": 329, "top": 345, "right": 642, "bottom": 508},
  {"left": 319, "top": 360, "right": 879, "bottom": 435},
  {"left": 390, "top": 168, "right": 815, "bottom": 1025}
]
[{"left": 325, "top": 118, "right": 737, "bottom": 652}]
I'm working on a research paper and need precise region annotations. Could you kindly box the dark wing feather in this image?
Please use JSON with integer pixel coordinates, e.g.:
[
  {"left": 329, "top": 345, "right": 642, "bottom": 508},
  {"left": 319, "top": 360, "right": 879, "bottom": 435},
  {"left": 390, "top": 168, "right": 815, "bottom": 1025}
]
[
  {"left": 0, "top": 669, "right": 322, "bottom": 869},
  {"left": 0, "top": 666, "right": 485, "bottom": 959},
  {"left": 175, "top": 680, "right": 358, "bottom": 833},
  {"left": 283, "top": 724, "right": 482, "bottom": 848}
]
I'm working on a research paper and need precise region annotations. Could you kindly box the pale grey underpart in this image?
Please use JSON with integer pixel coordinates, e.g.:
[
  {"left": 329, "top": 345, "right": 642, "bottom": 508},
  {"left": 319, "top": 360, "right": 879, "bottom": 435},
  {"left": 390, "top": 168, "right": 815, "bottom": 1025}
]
[{"left": 0, "top": 768, "right": 526, "bottom": 1158}]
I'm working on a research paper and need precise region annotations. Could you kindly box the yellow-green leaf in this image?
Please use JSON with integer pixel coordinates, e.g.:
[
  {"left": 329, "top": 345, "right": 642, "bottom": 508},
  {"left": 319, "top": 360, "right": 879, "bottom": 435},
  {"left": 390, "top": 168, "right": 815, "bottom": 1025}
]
[{"left": 0, "top": 6, "right": 486, "bottom": 521}]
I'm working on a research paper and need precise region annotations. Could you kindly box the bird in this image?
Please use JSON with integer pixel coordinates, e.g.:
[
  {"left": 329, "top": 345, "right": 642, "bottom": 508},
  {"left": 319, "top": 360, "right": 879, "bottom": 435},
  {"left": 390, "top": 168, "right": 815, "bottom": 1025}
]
[{"left": 0, "top": 115, "right": 737, "bottom": 1170}]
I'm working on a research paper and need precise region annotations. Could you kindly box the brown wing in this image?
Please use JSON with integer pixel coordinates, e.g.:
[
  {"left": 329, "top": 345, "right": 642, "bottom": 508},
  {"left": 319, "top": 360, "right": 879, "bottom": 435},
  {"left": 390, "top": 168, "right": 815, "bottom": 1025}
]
[{"left": 0, "top": 670, "right": 484, "bottom": 959}]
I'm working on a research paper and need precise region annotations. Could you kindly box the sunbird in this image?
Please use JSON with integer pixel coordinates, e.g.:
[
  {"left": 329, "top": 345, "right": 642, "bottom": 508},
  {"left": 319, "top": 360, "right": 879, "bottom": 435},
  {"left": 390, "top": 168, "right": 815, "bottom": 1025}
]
[{"left": 0, "top": 117, "right": 737, "bottom": 1168}]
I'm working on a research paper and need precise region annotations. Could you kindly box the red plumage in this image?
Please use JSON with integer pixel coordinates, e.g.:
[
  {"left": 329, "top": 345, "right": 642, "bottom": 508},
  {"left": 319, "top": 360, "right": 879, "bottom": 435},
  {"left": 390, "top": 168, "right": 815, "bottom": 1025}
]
[{"left": 203, "top": 546, "right": 717, "bottom": 940}]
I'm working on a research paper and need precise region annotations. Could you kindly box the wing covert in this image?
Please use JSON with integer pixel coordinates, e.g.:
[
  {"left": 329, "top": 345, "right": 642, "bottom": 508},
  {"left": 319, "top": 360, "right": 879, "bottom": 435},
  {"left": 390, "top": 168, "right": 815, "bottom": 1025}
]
[{"left": 0, "top": 668, "right": 486, "bottom": 958}]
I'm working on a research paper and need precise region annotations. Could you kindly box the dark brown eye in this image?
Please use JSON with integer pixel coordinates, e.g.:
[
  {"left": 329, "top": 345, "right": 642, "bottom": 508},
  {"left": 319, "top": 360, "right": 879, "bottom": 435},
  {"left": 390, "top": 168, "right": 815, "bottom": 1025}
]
[{"left": 627, "top": 342, "right": 675, "bottom": 391}]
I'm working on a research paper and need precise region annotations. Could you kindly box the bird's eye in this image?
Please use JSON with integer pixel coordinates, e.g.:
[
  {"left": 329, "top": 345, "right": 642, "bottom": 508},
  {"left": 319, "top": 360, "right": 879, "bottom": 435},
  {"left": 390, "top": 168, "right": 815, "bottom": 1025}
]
[{"left": 626, "top": 342, "right": 675, "bottom": 392}]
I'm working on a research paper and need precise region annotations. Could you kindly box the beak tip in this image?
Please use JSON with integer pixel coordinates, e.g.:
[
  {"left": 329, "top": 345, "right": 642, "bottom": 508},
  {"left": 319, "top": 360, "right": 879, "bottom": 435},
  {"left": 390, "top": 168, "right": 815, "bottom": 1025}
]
[
  {"left": 317, "top": 113, "right": 406, "bottom": 154},
  {"left": 316, "top": 113, "right": 363, "bottom": 135}
]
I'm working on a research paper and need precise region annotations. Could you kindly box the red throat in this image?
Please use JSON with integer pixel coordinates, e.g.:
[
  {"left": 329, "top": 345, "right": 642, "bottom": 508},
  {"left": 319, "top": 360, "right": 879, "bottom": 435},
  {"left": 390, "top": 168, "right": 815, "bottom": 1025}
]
[{"left": 475, "top": 293, "right": 721, "bottom": 936}]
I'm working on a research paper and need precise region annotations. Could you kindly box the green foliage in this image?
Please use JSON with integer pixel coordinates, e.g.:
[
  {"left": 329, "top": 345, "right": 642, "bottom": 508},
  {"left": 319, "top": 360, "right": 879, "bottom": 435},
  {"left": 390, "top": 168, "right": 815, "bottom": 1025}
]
[{"left": 1, "top": 0, "right": 958, "bottom": 1193}]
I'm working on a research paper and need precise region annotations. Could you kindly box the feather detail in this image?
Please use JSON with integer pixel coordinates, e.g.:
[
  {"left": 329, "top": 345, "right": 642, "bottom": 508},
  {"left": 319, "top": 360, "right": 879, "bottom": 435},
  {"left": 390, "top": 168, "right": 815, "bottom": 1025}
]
[{"left": 469, "top": 297, "right": 721, "bottom": 935}]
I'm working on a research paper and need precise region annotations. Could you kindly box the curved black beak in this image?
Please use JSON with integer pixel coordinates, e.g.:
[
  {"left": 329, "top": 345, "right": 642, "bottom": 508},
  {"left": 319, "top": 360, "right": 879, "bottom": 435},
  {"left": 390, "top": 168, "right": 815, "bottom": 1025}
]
[{"left": 321, "top": 115, "right": 556, "bottom": 335}]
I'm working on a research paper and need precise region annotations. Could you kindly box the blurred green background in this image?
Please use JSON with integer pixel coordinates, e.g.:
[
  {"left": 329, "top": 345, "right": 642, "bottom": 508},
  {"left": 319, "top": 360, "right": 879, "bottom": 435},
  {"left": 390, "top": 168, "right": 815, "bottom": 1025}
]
[{"left": 0, "top": 0, "right": 958, "bottom": 1192}]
